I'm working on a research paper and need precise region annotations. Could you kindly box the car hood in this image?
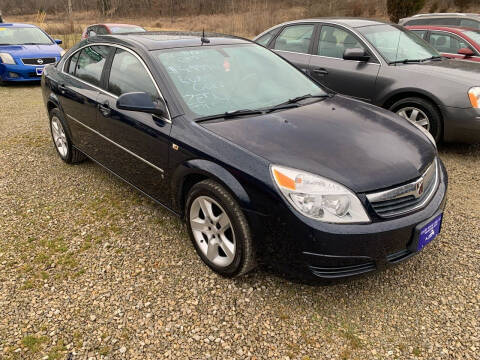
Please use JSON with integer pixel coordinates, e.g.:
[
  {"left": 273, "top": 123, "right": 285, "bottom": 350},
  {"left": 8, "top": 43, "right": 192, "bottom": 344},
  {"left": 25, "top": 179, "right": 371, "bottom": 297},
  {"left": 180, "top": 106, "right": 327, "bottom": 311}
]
[
  {"left": 397, "top": 59, "right": 480, "bottom": 85},
  {"left": 0, "top": 44, "right": 62, "bottom": 58},
  {"left": 201, "top": 96, "right": 436, "bottom": 193}
]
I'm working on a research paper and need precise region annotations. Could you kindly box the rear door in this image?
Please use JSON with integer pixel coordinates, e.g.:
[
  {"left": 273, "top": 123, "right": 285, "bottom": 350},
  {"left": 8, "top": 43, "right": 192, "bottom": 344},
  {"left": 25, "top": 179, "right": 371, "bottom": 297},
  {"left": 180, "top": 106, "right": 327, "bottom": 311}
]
[
  {"left": 58, "top": 45, "right": 112, "bottom": 156},
  {"left": 308, "top": 24, "right": 380, "bottom": 101},
  {"left": 270, "top": 23, "right": 316, "bottom": 71},
  {"left": 96, "top": 47, "right": 172, "bottom": 203}
]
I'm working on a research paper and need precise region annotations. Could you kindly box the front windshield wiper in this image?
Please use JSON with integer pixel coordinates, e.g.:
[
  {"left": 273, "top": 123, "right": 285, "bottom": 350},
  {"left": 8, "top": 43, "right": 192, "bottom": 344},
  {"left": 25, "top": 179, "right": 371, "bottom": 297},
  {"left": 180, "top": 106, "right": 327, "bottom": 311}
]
[
  {"left": 195, "top": 109, "right": 263, "bottom": 123},
  {"left": 265, "top": 93, "right": 331, "bottom": 112},
  {"left": 389, "top": 56, "right": 443, "bottom": 65},
  {"left": 20, "top": 42, "right": 50, "bottom": 45}
]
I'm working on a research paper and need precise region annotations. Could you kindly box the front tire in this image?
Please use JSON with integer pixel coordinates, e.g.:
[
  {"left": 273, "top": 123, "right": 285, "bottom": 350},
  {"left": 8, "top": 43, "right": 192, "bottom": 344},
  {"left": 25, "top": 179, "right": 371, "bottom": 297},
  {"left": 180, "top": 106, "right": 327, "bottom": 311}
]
[
  {"left": 185, "top": 179, "right": 256, "bottom": 277},
  {"left": 49, "top": 108, "right": 86, "bottom": 164},
  {"left": 389, "top": 97, "right": 443, "bottom": 143}
]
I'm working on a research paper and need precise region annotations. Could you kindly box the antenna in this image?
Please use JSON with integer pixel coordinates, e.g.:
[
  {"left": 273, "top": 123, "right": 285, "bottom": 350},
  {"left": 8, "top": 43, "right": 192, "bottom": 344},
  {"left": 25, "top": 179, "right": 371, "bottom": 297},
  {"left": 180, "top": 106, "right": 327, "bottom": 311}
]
[{"left": 201, "top": 28, "right": 210, "bottom": 44}]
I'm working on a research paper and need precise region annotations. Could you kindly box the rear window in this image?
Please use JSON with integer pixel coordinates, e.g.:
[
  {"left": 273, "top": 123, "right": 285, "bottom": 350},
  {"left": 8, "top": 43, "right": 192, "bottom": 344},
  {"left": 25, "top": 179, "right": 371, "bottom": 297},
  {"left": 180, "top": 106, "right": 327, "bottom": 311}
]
[
  {"left": 75, "top": 46, "right": 111, "bottom": 87},
  {"left": 109, "top": 26, "right": 145, "bottom": 34}
]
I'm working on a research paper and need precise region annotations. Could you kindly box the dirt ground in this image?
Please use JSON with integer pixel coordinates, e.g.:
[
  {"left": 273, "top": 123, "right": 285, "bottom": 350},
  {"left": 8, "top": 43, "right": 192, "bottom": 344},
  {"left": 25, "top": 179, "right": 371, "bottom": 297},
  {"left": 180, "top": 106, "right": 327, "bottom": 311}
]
[{"left": 0, "top": 84, "right": 478, "bottom": 359}]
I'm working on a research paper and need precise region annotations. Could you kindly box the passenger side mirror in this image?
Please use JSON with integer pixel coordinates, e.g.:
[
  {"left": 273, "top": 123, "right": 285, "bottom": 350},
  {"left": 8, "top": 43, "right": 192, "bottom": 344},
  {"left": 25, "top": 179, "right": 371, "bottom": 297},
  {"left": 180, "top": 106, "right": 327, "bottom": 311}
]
[
  {"left": 458, "top": 47, "right": 474, "bottom": 57},
  {"left": 117, "top": 92, "right": 168, "bottom": 117},
  {"left": 343, "top": 48, "right": 370, "bottom": 62},
  {"left": 54, "top": 39, "right": 63, "bottom": 45}
]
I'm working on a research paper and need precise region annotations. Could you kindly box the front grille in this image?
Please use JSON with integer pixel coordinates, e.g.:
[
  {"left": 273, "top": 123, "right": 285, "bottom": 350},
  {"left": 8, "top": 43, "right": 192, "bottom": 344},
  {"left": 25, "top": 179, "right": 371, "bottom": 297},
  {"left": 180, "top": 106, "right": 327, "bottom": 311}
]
[
  {"left": 367, "top": 159, "right": 438, "bottom": 218},
  {"left": 21, "top": 57, "right": 56, "bottom": 65},
  {"left": 28, "top": 72, "right": 42, "bottom": 78}
]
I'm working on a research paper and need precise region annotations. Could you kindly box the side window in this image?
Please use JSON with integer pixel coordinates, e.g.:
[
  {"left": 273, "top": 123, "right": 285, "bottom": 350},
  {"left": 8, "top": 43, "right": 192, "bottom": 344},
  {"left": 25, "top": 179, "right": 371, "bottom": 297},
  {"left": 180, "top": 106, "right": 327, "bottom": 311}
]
[
  {"left": 460, "top": 19, "right": 480, "bottom": 29},
  {"left": 87, "top": 26, "right": 97, "bottom": 37},
  {"left": 430, "top": 18, "right": 460, "bottom": 26},
  {"left": 430, "top": 32, "right": 472, "bottom": 54},
  {"left": 75, "top": 45, "right": 111, "bottom": 87},
  {"left": 318, "top": 25, "right": 365, "bottom": 59},
  {"left": 96, "top": 26, "right": 109, "bottom": 35},
  {"left": 411, "top": 30, "right": 427, "bottom": 39},
  {"left": 273, "top": 25, "right": 314, "bottom": 54},
  {"left": 256, "top": 29, "right": 279, "bottom": 47},
  {"left": 107, "top": 48, "right": 158, "bottom": 99},
  {"left": 66, "top": 51, "right": 80, "bottom": 75}
]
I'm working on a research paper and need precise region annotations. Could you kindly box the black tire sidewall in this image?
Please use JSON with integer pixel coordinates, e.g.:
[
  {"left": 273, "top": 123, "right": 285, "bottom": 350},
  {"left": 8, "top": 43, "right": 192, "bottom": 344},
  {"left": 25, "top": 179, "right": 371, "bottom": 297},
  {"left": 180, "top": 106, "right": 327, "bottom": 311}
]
[
  {"left": 49, "top": 108, "right": 73, "bottom": 163},
  {"left": 390, "top": 97, "right": 443, "bottom": 143},
  {"left": 185, "top": 181, "right": 250, "bottom": 277}
]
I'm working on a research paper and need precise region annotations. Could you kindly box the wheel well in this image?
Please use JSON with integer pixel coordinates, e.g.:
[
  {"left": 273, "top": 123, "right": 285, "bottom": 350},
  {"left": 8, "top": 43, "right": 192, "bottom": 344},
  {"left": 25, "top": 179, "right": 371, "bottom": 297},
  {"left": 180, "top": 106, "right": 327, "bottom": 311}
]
[
  {"left": 47, "top": 101, "right": 57, "bottom": 114},
  {"left": 179, "top": 173, "right": 209, "bottom": 216},
  {"left": 382, "top": 92, "right": 438, "bottom": 111}
]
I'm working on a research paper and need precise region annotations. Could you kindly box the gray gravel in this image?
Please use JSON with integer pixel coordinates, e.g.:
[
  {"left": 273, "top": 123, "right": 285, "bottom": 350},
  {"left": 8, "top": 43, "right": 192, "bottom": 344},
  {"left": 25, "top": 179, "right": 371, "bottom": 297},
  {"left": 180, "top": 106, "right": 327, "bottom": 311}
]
[{"left": 0, "top": 84, "right": 479, "bottom": 359}]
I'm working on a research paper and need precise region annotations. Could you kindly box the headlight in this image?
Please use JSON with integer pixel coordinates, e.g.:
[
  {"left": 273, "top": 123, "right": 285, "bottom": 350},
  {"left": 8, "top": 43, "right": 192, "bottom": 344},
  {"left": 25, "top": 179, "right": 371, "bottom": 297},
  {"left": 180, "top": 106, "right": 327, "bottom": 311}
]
[
  {"left": 468, "top": 87, "right": 480, "bottom": 109},
  {"left": 0, "top": 53, "right": 15, "bottom": 64},
  {"left": 60, "top": 49, "right": 66, "bottom": 57},
  {"left": 271, "top": 165, "right": 370, "bottom": 224}
]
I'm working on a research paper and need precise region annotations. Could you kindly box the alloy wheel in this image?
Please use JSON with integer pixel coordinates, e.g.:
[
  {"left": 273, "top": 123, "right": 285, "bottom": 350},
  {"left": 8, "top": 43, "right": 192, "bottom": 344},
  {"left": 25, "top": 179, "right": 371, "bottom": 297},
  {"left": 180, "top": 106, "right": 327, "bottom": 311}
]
[
  {"left": 396, "top": 107, "right": 430, "bottom": 131},
  {"left": 189, "top": 196, "right": 236, "bottom": 268},
  {"left": 51, "top": 116, "right": 68, "bottom": 158}
]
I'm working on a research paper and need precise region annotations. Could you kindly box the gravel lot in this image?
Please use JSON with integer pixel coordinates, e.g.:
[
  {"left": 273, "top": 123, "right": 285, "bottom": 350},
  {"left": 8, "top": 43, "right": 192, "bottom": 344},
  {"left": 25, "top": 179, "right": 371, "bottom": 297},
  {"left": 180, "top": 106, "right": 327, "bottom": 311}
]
[{"left": 0, "top": 84, "right": 478, "bottom": 360}]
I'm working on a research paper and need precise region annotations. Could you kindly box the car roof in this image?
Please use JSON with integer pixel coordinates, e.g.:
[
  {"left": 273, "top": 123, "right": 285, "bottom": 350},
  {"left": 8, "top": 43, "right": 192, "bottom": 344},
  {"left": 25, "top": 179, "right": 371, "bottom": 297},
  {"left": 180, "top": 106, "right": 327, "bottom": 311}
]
[
  {"left": 90, "top": 31, "right": 251, "bottom": 51},
  {"left": 283, "top": 17, "right": 390, "bottom": 28},
  {"left": 406, "top": 25, "right": 477, "bottom": 33},
  {"left": 92, "top": 23, "right": 145, "bottom": 28},
  {"left": 0, "top": 23, "right": 38, "bottom": 28}
]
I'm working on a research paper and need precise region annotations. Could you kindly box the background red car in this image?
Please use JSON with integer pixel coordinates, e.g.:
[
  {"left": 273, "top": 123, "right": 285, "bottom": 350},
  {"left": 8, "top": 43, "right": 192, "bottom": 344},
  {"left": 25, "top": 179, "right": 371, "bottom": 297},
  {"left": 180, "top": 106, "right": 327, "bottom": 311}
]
[
  {"left": 81, "top": 23, "right": 146, "bottom": 39},
  {"left": 407, "top": 25, "right": 480, "bottom": 62}
]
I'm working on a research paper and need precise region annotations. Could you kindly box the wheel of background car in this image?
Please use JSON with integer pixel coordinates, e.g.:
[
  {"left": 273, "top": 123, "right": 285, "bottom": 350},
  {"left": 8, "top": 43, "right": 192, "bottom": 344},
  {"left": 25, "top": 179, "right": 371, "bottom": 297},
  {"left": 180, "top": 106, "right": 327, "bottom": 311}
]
[
  {"left": 389, "top": 97, "right": 443, "bottom": 143},
  {"left": 185, "top": 179, "right": 256, "bottom": 277},
  {"left": 49, "top": 108, "right": 86, "bottom": 164}
]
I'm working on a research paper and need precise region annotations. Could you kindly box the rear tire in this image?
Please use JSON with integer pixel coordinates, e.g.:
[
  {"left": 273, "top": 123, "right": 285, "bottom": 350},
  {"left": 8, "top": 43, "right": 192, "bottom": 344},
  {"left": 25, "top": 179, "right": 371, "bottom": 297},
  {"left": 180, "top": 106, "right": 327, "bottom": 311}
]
[
  {"left": 185, "top": 179, "right": 256, "bottom": 277},
  {"left": 389, "top": 97, "right": 443, "bottom": 143},
  {"left": 49, "top": 108, "right": 86, "bottom": 164}
]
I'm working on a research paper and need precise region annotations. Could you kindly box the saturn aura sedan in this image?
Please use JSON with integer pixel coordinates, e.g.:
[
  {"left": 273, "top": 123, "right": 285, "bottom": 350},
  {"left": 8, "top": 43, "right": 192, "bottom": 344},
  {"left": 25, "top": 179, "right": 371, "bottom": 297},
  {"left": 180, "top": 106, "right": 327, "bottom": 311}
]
[
  {"left": 41, "top": 32, "right": 447, "bottom": 280},
  {"left": 255, "top": 18, "right": 480, "bottom": 144}
]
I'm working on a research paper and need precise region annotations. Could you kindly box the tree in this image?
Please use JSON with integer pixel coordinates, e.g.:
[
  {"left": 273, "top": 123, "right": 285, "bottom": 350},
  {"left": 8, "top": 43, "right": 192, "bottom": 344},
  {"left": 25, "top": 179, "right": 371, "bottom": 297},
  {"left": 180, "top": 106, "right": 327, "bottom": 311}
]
[{"left": 387, "top": 0, "right": 426, "bottom": 23}]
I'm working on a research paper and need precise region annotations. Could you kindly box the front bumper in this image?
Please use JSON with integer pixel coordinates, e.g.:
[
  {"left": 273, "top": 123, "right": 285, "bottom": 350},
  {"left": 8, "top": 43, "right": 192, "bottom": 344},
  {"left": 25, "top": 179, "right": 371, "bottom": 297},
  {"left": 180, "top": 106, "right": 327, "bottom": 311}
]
[
  {"left": 441, "top": 105, "right": 480, "bottom": 143},
  {"left": 0, "top": 63, "right": 44, "bottom": 82},
  {"left": 255, "top": 160, "right": 448, "bottom": 280}
]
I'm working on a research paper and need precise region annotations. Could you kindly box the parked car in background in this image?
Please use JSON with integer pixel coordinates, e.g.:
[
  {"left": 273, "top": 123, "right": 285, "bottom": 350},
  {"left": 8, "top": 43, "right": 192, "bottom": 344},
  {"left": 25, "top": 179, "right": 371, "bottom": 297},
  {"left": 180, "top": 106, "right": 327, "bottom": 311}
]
[
  {"left": 255, "top": 18, "right": 480, "bottom": 143},
  {"left": 407, "top": 25, "right": 480, "bottom": 62},
  {"left": 400, "top": 13, "right": 480, "bottom": 29},
  {"left": 41, "top": 32, "right": 446, "bottom": 280},
  {"left": 81, "top": 23, "right": 146, "bottom": 39},
  {"left": 0, "top": 23, "right": 64, "bottom": 84}
]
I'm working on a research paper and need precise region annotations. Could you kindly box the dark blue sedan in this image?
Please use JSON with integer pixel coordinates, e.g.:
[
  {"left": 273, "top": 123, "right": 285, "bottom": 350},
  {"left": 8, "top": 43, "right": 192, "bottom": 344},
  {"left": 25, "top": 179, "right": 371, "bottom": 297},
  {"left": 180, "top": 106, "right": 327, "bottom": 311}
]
[
  {"left": 0, "top": 23, "right": 64, "bottom": 83},
  {"left": 41, "top": 32, "right": 447, "bottom": 280}
]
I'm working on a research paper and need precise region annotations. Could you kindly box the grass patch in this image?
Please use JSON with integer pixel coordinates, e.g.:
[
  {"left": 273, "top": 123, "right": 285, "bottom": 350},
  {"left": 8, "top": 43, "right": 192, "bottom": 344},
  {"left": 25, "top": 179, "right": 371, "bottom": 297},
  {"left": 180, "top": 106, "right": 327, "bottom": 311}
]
[{"left": 22, "top": 335, "right": 48, "bottom": 353}]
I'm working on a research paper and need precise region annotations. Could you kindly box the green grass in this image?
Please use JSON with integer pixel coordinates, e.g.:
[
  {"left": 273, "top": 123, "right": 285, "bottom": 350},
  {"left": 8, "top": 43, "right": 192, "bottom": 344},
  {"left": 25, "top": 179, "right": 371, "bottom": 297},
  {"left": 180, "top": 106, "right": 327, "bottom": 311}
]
[{"left": 22, "top": 335, "right": 48, "bottom": 353}]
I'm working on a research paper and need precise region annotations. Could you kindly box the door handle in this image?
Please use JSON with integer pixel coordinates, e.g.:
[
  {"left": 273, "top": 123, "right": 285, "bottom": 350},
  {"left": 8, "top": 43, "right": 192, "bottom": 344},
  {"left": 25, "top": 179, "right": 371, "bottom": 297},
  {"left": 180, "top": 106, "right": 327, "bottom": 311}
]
[
  {"left": 313, "top": 68, "right": 329, "bottom": 75},
  {"left": 58, "top": 84, "right": 66, "bottom": 95},
  {"left": 98, "top": 101, "right": 111, "bottom": 117}
]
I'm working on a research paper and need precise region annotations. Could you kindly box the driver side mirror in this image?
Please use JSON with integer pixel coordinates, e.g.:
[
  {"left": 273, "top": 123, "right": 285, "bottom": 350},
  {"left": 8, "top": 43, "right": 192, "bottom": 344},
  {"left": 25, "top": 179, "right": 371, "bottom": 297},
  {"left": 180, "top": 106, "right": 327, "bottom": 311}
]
[
  {"left": 343, "top": 48, "right": 370, "bottom": 62},
  {"left": 117, "top": 92, "right": 168, "bottom": 118},
  {"left": 55, "top": 39, "right": 63, "bottom": 45},
  {"left": 458, "top": 47, "right": 475, "bottom": 57}
]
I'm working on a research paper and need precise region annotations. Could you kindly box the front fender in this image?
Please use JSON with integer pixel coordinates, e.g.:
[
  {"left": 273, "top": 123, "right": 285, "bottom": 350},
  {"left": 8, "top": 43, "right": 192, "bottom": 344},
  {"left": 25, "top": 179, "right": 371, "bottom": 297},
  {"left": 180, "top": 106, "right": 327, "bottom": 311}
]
[
  {"left": 376, "top": 87, "right": 444, "bottom": 108},
  {"left": 171, "top": 159, "right": 252, "bottom": 215}
]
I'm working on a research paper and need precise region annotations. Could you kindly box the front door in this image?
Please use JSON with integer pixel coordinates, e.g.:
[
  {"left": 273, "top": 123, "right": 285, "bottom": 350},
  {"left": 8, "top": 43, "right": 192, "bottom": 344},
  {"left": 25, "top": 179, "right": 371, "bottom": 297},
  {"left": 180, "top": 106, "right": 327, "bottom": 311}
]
[
  {"left": 96, "top": 47, "right": 172, "bottom": 203},
  {"left": 428, "top": 31, "right": 480, "bottom": 62},
  {"left": 309, "top": 25, "right": 380, "bottom": 102}
]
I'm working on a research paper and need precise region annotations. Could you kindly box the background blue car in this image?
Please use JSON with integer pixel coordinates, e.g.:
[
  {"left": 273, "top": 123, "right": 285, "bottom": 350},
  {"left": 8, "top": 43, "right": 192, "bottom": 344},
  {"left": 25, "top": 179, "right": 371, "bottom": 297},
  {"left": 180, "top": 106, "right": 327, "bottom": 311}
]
[{"left": 0, "top": 23, "right": 64, "bottom": 84}]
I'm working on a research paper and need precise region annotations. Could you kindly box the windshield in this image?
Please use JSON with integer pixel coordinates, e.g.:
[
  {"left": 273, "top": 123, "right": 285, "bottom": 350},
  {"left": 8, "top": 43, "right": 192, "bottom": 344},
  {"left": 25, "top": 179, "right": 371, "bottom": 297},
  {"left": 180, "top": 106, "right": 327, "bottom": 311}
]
[
  {"left": 0, "top": 26, "right": 53, "bottom": 45},
  {"left": 358, "top": 25, "right": 439, "bottom": 63},
  {"left": 153, "top": 44, "right": 325, "bottom": 117},
  {"left": 110, "top": 26, "right": 145, "bottom": 34},
  {"left": 463, "top": 30, "right": 480, "bottom": 44}
]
